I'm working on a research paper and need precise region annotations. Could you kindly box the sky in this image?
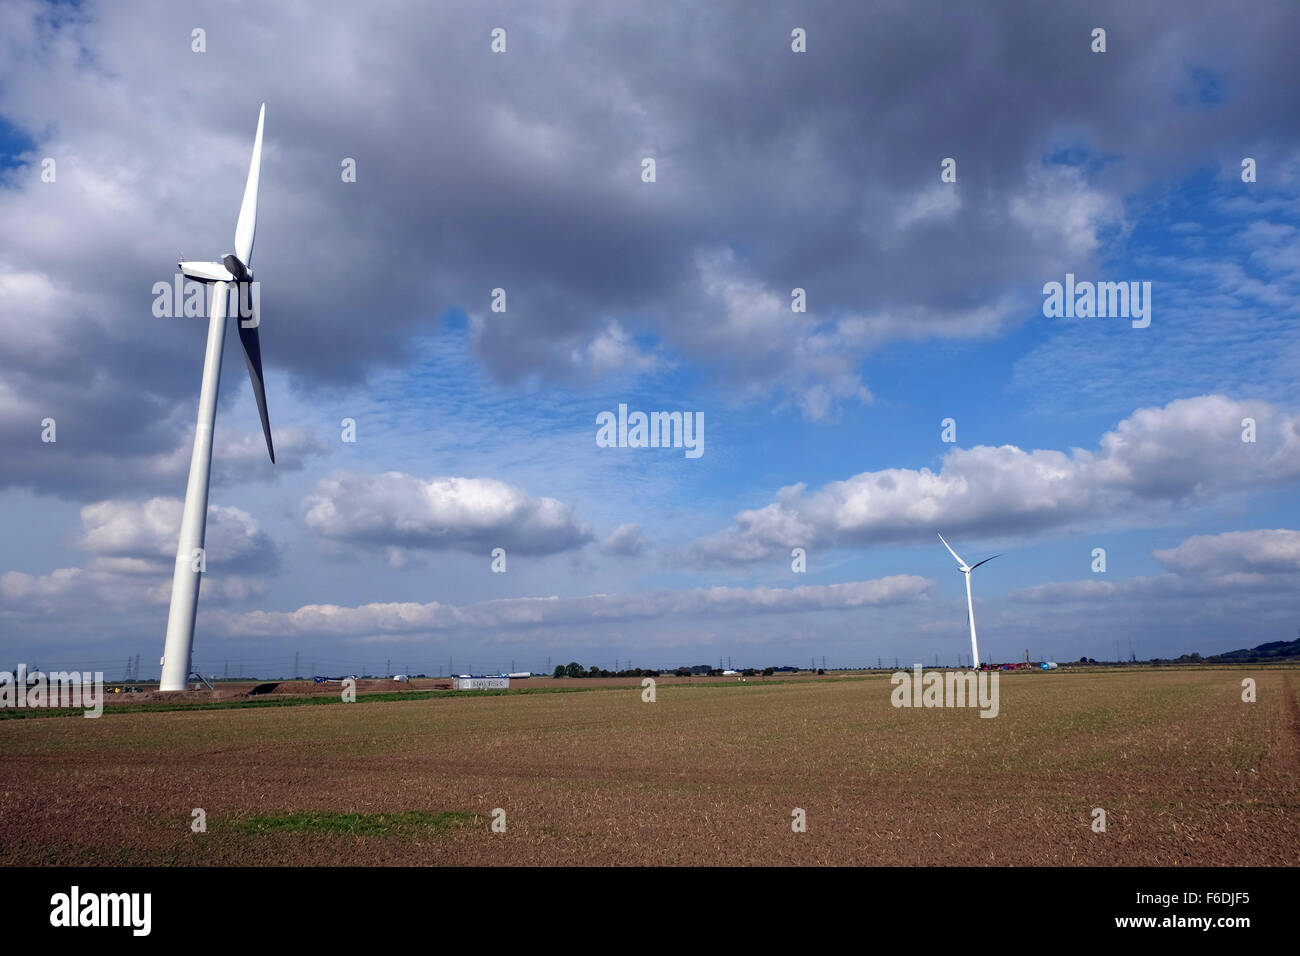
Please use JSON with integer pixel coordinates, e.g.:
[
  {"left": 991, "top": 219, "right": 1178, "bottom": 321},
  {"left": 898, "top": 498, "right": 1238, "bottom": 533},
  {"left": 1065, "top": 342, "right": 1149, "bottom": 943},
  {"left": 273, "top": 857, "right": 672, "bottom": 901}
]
[{"left": 1, "top": 0, "right": 1299, "bottom": 679}]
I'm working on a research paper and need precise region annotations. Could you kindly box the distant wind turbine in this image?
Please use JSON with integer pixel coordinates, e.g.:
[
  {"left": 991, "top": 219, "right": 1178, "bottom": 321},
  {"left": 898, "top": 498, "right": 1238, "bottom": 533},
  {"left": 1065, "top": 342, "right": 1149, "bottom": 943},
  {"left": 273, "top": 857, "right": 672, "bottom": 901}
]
[
  {"left": 159, "top": 105, "right": 273, "bottom": 691},
  {"left": 937, "top": 533, "right": 999, "bottom": 669}
]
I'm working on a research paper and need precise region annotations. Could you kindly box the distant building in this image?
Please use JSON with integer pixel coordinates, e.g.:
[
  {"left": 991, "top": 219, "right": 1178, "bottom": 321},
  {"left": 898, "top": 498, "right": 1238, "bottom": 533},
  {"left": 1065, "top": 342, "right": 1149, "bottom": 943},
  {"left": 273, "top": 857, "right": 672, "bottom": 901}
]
[{"left": 454, "top": 677, "right": 510, "bottom": 690}]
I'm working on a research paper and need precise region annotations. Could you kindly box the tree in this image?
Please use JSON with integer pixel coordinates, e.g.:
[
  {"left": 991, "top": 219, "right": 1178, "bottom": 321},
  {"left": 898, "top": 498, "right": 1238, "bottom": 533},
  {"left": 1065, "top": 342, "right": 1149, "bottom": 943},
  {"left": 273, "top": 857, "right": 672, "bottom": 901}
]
[
  {"left": 564, "top": 661, "right": 582, "bottom": 678},
  {"left": 553, "top": 664, "right": 566, "bottom": 679},
  {"left": 588, "top": 664, "right": 602, "bottom": 677}
]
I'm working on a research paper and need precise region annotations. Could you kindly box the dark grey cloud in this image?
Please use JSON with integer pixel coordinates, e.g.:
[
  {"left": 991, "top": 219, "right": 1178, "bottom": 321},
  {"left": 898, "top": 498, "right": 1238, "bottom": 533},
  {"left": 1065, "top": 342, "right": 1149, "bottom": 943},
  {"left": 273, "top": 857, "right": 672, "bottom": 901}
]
[{"left": 3, "top": 0, "right": 1300, "bottom": 496}]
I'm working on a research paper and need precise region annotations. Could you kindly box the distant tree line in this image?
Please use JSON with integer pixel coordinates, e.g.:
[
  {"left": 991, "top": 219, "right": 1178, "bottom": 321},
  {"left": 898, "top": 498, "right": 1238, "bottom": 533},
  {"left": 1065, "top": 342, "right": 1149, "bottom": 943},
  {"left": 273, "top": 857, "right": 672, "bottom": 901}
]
[
  {"left": 553, "top": 662, "right": 790, "bottom": 679},
  {"left": 1203, "top": 638, "right": 1300, "bottom": 663},
  {"left": 552, "top": 662, "right": 661, "bottom": 678},
  {"left": 1070, "top": 637, "right": 1300, "bottom": 667}
]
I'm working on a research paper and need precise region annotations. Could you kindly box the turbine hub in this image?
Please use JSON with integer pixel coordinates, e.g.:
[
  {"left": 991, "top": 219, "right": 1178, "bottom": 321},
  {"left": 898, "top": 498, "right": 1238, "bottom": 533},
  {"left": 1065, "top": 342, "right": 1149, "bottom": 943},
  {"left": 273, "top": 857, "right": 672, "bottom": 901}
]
[{"left": 222, "top": 253, "right": 252, "bottom": 282}]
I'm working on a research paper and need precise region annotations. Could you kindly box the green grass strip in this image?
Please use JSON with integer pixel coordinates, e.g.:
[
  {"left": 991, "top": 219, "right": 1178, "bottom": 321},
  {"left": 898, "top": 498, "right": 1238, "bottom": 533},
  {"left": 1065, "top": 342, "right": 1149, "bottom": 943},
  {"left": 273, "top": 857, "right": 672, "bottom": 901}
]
[{"left": 225, "top": 809, "right": 478, "bottom": 837}]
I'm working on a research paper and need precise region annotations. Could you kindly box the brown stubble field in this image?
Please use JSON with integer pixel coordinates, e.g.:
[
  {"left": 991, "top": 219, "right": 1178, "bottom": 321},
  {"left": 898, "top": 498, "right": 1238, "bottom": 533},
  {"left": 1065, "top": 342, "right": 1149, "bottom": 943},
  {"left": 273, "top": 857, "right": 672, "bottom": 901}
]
[{"left": 1, "top": 668, "right": 1297, "bottom": 866}]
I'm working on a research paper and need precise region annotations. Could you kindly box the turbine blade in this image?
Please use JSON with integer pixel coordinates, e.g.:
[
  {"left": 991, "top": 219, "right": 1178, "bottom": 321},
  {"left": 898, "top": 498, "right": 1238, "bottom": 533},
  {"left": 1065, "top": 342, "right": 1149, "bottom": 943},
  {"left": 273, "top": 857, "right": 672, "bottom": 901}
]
[
  {"left": 969, "top": 554, "right": 1001, "bottom": 571},
  {"left": 237, "top": 297, "right": 274, "bottom": 463},
  {"left": 937, "top": 532, "right": 966, "bottom": 567},
  {"left": 233, "top": 104, "right": 265, "bottom": 268}
]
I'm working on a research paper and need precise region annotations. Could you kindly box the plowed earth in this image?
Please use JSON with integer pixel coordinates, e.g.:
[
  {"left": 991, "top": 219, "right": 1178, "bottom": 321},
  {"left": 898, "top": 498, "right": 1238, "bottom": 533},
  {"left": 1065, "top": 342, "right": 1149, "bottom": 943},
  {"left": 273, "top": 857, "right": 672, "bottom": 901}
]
[{"left": 1, "top": 668, "right": 1296, "bottom": 865}]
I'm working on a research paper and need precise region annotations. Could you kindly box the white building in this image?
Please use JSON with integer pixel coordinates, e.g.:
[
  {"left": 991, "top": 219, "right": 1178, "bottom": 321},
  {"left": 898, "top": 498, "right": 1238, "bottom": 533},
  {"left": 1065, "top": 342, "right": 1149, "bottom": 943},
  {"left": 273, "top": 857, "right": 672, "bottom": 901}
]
[{"left": 453, "top": 677, "right": 510, "bottom": 690}]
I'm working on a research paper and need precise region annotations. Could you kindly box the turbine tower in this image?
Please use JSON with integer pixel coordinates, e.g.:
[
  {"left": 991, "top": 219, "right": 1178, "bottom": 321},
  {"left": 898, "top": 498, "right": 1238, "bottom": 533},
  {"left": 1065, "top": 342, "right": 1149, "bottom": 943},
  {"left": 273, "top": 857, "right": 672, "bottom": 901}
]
[
  {"left": 937, "top": 533, "right": 999, "bottom": 670},
  {"left": 159, "top": 105, "right": 273, "bottom": 691}
]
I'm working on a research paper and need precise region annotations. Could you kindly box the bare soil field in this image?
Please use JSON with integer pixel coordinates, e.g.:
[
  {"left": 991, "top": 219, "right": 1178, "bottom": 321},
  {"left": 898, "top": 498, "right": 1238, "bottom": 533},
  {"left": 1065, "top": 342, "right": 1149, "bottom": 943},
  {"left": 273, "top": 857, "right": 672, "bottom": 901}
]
[
  {"left": 91, "top": 677, "right": 455, "bottom": 706},
  {"left": 1, "top": 668, "right": 1297, "bottom": 866},
  {"left": 84, "top": 673, "right": 794, "bottom": 710}
]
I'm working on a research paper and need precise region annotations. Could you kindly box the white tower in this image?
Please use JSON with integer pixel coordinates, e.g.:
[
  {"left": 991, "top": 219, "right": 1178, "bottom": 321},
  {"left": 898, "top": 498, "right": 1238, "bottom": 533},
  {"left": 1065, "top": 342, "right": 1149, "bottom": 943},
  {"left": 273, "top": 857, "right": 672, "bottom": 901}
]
[{"left": 160, "top": 106, "right": 274, "bottom": 690}]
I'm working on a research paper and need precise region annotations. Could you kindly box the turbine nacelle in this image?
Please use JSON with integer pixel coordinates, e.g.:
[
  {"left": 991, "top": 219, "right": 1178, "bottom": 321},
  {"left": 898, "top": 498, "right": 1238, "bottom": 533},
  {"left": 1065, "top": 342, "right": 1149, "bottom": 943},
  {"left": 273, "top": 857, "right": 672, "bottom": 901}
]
[
  {"left": 223, "top": 253, "right": 253, "bottom": 283},
  {"left": 937, "top": 532, "right": 998, "bottom": 573},
  {"left": 177, "top": 254, "right": 252, "bottom": 285}
]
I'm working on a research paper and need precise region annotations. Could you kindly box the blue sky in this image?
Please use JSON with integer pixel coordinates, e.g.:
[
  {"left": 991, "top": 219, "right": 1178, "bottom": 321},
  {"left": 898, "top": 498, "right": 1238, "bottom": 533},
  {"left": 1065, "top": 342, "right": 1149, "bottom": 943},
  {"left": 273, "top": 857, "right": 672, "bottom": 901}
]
[{"left": 1, "top": 1, "right": 1299, "bottom": 678}]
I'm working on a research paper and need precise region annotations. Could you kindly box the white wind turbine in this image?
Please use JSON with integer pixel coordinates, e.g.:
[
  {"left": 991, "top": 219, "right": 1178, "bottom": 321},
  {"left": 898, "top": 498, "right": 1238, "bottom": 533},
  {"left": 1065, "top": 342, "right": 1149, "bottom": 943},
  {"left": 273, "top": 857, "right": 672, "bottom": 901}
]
[
  {"left": 937, "top": 533, "right": 999, "bottom": 669},
  {"left": 159, "top": 105, "right": 273, "bottom": 691}
]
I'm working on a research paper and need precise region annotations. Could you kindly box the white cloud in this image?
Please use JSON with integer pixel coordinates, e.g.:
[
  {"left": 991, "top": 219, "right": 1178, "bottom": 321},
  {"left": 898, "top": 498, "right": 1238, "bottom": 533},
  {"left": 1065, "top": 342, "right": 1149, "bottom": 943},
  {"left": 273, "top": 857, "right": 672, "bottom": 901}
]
[
  {"left": 77, "top": 497, "right": 279, "bottom": 570},
  {"left": 223, "top": 574, "right": 933, "bottom": 638},
  {"left": 1008, "top": 164, "right": 1125, "bottom": 261},
  {"left": 302, "top": 472, "right": 594, "bottom": 555},
  {"left": 895, "top": 183, "right": 962, "bottom": 229},
  {"left": 571, "top": 321, "right": 660, "bottom": 377},
  {"left": 0, "top": 496, "right": 278, "bottom": 614},
  {"left": 693, "top": 395, "right": 1300, "bottom": 562},
  {"left": 1154, "top": 528, "right": 1300, "bottom": 576},
  {"left": 601, "top": 523, "right": 648, "bottom": 557},
  {"left": 1013, "top": 527, "right": 1300, "bottom": 607},
  {"left": 684, "top": 248, "right": 874, "bottom": 420},
  {"left": 0, "top": 562, "right": 260, "bottom": 612}
]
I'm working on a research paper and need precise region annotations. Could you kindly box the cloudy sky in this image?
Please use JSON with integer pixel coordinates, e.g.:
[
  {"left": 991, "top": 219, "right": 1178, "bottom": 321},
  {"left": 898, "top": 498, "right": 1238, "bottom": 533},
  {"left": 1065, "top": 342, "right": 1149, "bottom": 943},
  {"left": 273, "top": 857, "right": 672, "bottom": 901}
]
[{"left": 2, "top": 0, "right": 1299, "bottom": 678}]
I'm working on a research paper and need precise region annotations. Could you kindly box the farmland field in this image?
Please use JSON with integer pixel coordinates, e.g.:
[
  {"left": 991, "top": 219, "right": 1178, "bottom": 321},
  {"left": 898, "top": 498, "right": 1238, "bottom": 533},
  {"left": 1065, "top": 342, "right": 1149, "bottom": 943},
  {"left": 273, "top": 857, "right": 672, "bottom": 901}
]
[{"left": 1, "top": 668, "right": 1297, "bottom": 866}]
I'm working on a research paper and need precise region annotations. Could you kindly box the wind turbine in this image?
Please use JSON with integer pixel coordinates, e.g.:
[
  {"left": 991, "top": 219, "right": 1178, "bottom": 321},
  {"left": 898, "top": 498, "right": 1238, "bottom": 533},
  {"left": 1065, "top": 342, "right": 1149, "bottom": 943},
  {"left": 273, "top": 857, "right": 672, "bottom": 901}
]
[
  {"left": 159, "top": 105, "right": 273, "bottom": 691},
  {"left": 937, "top": 533, "right": 999, "bottom": 670}
]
